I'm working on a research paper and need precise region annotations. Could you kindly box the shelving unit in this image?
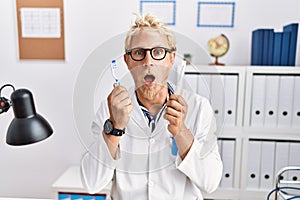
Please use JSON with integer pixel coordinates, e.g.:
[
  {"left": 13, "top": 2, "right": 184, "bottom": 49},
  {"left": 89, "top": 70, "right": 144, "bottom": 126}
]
[
  {"left": 185, "top": 65, "right": 300, "bottom": 200},
  {"left": 53, "top": 65, "right": 300, "bottom": 200}
]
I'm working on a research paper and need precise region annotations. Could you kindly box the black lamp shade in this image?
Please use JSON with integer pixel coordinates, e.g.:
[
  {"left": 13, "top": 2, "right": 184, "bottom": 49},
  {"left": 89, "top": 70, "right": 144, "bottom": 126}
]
[{"left": 6, "top": 89, "right": 53, "bottom": 145}]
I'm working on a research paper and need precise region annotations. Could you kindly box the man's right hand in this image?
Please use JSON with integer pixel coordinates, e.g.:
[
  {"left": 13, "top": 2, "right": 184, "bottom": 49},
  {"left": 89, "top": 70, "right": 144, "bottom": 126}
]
[{"left": 107, "top": 83, "right": 134, "bottom": 130}]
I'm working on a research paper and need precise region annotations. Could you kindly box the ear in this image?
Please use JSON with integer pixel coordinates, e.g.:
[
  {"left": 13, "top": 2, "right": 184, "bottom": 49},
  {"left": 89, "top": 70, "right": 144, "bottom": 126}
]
[
  {"left": 124, "top": 53, "right": 130, "bottom": 65},
  {"left": 170, "top": 51, "right": 176, "bottom": 65}
]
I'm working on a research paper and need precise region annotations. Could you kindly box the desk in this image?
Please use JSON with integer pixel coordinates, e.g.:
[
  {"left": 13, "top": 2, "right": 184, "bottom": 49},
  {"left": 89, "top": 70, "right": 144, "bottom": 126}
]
[
  {"left": 52, "top": 166, "right": 109, "bottom": 200},
  {"left": 0, "top": 199, "right": 52, "bottom": 200}
]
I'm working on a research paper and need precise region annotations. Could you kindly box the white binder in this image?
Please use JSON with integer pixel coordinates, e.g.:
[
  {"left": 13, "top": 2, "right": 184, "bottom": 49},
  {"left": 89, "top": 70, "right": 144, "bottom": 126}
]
[
  {"left": 288, "top": 142, "right": 300, "bottom": 182},
  {"left": 277, "top": 75, "right": 294, "bottom": 128},
  {"left": 292, "top": 76, "right": 300, "bottom": 128},
  {"left": 210, "top": 74, "right": 225, "bottom": 129},
  {"left": 259, "top": 141, "right": 275, "bottom": 190},
  {"left": 274, "top": 141, "right": 290, "bottom": 180},
  {"left": 247, "top": 140, "right": 262, "bottom": 189},
  {"left": 223, "top": 74, "right": 238, "bottom": 127},
  {"left": 250, "top": 75, "right": 266, "bottom": 127},
  {"left": 264, "top": 75, "right": 280, "bottom": 127},
  {"left": 220, "top": 139, "right": 235, "bottom": 188},
  {"left": 197, "top": 74, "right": 211, "bottom": 101},
  {"left": 185, "top": 74, "right": 198, "bottom": 93}
]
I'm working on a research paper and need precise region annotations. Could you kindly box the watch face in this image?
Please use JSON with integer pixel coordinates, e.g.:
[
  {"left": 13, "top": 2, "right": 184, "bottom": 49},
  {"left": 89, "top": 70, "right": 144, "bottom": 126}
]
[{"left": 104, "top": 119, "right": 114, "bottom": 134}]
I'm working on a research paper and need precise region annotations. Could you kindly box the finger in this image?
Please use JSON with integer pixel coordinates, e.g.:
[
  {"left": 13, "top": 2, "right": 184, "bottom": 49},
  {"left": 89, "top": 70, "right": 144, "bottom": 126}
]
[
  {"left": 119, "top": 96, "right": 132, "bottom": 107},
  {"left": 164, "top": 113, "right": 180, "bottom": 126},
  {"left": 166, "top": 99, "right": 183, "bottom": 112},
  {"left": 177, "top": 95, "right": 187, "bottom": 107},
  {"left": 168, "top": 94, "right": 179, "bottom": 101},
  {"left": 112, "top": 85, "right": 126, "bottom": 96},
  {"left": 169, "top": 94, "right": 187, "bottom": 107},
  {"left": 165, "top": 106, "right": 181, "bottom": 118},
  {"left": 111, "top": 87, "right": 130, "bottom": 102},
  {"left": 127, "top": 104, "right": 134, "bottom": 113}
]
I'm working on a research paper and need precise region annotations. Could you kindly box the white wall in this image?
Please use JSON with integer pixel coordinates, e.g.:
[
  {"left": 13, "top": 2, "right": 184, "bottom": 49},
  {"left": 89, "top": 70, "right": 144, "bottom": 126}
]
[{"left": 0, "top": 0, "right": 299, "bottom": 198}]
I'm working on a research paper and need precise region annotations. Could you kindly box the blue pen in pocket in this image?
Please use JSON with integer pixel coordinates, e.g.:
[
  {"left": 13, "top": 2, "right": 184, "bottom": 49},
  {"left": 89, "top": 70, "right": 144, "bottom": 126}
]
[{"left": 171, "top": 136, "right": 178, "bottom": 156}]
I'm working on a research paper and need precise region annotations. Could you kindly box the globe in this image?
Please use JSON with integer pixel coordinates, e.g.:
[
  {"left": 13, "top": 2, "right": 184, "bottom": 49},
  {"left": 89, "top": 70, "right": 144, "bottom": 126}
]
[{"left": 207, "top": 34, "right": 229, "bottom": 65}]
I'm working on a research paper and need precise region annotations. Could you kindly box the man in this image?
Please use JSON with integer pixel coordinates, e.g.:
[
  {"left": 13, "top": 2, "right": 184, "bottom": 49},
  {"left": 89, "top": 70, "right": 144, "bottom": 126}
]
[{"left": 81, "top": 13, "right": 222, "bottom": 200}]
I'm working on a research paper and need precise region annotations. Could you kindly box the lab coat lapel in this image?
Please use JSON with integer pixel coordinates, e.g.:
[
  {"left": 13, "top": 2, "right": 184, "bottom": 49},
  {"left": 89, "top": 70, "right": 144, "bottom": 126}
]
[{"left": 128, "top": 93, "right": 151, "bottom": 135}]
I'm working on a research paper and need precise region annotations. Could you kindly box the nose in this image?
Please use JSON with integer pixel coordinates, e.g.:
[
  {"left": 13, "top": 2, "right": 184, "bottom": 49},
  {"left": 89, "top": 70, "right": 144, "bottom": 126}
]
[{"left": 143, "top": 51, "right": 154, "bottom": 67}]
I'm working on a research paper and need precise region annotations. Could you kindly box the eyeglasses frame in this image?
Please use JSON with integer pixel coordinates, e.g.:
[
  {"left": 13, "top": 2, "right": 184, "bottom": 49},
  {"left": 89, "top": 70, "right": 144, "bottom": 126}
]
[{"left": 125, "top": 47, "right": 174, "bottom": 61}]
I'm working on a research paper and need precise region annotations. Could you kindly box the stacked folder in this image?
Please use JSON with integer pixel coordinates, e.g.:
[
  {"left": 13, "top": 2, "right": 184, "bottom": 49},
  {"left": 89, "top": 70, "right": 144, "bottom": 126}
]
[
  {"left": 250, "top": 74, "right": 300, "bottom": 128},
  {"left": 251, "top": 23, "right": 298, "bottom": 66},
  {"left": 218, "top": 138, "right": 236, "bottom": 188},
  {"left": 185, "top": 73, "right": 239, "bottom": 128},
  {"left": 246, "top": 140, "right": 300, "bottom": 190}
]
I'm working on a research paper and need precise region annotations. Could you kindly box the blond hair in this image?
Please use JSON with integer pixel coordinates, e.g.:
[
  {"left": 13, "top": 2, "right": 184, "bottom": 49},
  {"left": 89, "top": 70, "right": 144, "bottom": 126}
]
[{"left": 124, "top": 13, "right": 176, "bottom": 51}]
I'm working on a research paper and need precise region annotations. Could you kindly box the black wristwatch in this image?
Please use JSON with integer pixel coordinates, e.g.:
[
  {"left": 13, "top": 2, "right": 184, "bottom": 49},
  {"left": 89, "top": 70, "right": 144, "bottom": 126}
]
[{"left": 103, "top": 119, "right": 125, "bottom": 136}]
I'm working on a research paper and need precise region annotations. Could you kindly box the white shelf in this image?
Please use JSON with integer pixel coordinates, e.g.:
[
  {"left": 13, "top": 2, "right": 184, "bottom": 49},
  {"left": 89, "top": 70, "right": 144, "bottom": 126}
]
[
  {"left": 203, "top": 188, "right": 270, "bottom": 200},
  {"left": 187, "top": 65, "right": 300, "bottom": 200}
]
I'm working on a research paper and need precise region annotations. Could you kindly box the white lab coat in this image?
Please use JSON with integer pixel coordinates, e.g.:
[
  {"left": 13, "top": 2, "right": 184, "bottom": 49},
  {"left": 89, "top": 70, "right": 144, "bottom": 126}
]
[{"left": 81, "top": 89, "right": 223, "bottom": 200}]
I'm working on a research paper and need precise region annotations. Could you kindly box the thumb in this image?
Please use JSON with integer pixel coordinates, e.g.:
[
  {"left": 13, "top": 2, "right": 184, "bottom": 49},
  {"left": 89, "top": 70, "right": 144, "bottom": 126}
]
[{"left": 113, "top": 83, "right": 118, "bottom": 88}]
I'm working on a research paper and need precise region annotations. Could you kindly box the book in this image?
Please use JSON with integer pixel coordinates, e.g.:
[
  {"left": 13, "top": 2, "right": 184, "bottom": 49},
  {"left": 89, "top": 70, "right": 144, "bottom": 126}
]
[{"left": 283, "top": 23, "right": 299, "bottom": 66}]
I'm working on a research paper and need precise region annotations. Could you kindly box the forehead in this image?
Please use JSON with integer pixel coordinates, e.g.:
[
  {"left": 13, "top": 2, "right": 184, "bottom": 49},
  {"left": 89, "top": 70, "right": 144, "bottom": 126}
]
[{"left": 129, "top": 29, "right": 169, "bottom": 49}]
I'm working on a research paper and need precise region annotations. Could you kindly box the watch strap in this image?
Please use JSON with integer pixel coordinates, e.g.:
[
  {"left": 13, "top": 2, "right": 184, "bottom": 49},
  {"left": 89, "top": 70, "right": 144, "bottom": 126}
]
[
  {"left": 104, "top": 119, "right": 125, "bottom": 136},
  {"left": 111, "top": 128, "right": 125, "bottom": 136}
]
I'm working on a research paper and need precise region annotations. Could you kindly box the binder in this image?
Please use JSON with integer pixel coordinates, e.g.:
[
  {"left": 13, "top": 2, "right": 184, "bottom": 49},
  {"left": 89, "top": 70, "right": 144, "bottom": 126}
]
[
  {"left": 263, "top": 75, "right": 280, "bottom": 127},
  {"left": 197, "top": 73, "right": 211, "bottom": 100},
  {"left": 292, "top": 76, "right": 300, "bottom": 128},
  {"left": 277, "top": 75, "right": 294, "bottom": 128},
  {"left": 272, "top": 32, "right": 283, "bottom": 66},
  {"left": 223, "top": 74, "right": 238, "bottom": 127},
  {"left": 262, "top": 29, "right": 274, "bottom": 65},
  {"left": 247, "top": 140, "right": 262, "bottom": 189},
  {"left": 251, "top": 29, "right": 264, "bottom": 65},
  {"left": 259, "top": 141, "right": 275, "bottom": 190},
  {"left": 288, "top": 142, "right": 300, "bottom": 182},
  {"left": 220, "top": 139, "right": 235, "bottom": 188},
  {"left": 274, "top": 141, "right": 290, "bottom": 180},
  {"left": 185, "top": 74, "right": 198, "bottom": 93},
  {"left": 280, "top": 31, "right": 291, "bottom": 66},
  {"left": 283, "top": 23, "right": 299, "bottom": 66},
  {"left": 210, "top": 74, "right": 225, "bottom": 128},
  {"left": 250, "top": 75, "right": 266, "bottom": 127}
]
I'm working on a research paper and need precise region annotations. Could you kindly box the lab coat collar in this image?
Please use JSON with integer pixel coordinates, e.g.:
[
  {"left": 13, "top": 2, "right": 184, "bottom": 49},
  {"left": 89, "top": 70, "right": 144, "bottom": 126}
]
[{"left": 128, "top": 91, "right": 170, "bottom": 138}]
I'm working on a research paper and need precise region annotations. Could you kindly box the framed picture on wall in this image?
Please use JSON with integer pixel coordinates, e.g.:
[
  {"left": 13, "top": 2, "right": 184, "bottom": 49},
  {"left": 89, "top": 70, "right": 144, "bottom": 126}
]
[
  {"left": 140, "top": 0, "right": 176, "bottom": 25},
  {"left": 197, "top": 1, "right": 235, "bottom": 28}
]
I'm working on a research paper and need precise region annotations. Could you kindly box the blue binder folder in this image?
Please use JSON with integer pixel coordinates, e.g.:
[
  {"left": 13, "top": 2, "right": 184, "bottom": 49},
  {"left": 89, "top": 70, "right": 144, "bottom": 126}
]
[
  {"left": 251, "top": 29, "right": 264, "bottom": 65},
  {"left": 262, "top": 29, "right": 274, "bottom": 65},
  {"left": 273, "top": 32, "right": 283, "bottom": 66},
  {"left": 283, "top": 23, "right": 299, "bottom": 66},
  {"left": 280, "top": 31, "right": 291, "bottom": 66}
]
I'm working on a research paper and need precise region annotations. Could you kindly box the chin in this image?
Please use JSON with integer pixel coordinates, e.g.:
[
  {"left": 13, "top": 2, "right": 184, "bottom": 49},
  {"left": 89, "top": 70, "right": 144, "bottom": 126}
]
[{"left": 137, "top": 84, "right": 159, "bottom": 100}]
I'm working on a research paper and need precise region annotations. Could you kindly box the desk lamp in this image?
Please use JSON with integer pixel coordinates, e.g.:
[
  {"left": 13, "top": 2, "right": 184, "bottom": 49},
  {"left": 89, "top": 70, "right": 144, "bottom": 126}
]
[{"left": 0, "top": 84, "right": 53, "bottom": 145}]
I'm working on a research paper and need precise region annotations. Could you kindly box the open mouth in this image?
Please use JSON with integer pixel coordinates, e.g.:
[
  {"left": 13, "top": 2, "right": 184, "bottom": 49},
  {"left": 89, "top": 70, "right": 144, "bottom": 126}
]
[{"left": 144, "top": 74, "right": 156, "bottom": 87}]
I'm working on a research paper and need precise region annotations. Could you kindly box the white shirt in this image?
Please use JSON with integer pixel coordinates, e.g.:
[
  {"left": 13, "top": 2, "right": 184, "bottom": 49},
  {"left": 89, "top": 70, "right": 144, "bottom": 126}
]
[{"left": 80, "top": 89, "right": 223, "bottom": 200}]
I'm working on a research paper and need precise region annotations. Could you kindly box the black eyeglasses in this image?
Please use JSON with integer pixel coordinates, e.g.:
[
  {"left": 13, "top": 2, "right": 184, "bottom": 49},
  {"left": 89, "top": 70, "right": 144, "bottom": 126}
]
[{"left": 125, "top": 47, "right": 173, "bottom": 61}]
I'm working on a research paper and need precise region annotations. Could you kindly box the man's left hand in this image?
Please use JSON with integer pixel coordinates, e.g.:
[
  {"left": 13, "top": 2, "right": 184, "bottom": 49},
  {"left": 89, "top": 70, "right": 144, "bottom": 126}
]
[{"left": 164, "top": 94, "right": 188, "bottom": 136}]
